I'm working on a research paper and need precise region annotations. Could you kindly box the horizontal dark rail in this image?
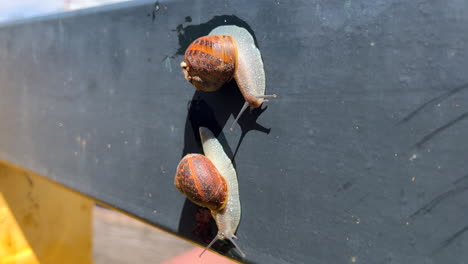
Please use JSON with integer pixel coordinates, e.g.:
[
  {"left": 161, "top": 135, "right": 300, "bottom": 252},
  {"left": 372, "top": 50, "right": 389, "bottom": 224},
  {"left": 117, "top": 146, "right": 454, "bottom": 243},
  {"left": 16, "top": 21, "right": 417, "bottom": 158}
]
[{"left": 1, "top": 0, "right": 468, "bottom": 263}]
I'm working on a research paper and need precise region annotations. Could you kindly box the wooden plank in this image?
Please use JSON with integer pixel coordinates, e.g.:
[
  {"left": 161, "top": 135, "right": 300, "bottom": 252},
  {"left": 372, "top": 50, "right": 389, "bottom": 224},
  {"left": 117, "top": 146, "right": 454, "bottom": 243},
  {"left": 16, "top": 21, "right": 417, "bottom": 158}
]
[{"left": 93, "top": 206, "right": 236, "bottom": 264}]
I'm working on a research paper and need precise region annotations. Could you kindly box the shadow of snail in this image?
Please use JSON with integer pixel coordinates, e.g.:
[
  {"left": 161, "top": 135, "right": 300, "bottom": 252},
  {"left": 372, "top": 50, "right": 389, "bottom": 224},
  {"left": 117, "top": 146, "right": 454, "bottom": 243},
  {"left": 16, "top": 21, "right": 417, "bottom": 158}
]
[{"left": 175, "top": 21, "right": 277, "bottom": 260}]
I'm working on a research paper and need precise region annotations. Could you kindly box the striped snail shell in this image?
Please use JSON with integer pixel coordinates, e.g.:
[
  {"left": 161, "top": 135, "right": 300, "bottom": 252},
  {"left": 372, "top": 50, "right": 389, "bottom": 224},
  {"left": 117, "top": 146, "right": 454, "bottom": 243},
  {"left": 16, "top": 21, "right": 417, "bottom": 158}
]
[
  {"left": 180, "top": 26, "right": 276, "bottom": 131},
  {"left": 180, "top": 35, "right": 237, "bottom": 92},
  {"left": 174, "top": 153, "right": 228, "bottom": 211},
  {"left": 174, "top": 127, "right": 246, "bottom": 258}
]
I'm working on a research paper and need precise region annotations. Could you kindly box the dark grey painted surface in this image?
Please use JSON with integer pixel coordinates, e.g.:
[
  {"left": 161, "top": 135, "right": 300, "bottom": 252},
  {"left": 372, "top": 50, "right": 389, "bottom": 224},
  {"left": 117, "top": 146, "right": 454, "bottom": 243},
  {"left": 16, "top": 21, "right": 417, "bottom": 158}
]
[{"left": 1, "top": 0, "right": 468, "bottom": 263}]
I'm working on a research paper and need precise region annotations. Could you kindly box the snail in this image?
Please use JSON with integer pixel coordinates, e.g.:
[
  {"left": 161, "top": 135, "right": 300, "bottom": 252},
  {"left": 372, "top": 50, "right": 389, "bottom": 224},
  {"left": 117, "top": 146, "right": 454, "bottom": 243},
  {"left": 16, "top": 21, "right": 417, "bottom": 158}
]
[
  {"left": 180, "top": 25, "right": 277, "bottom": 131},
  {"left": 174, "top": 127, "right": 245, "bottom": 258}
]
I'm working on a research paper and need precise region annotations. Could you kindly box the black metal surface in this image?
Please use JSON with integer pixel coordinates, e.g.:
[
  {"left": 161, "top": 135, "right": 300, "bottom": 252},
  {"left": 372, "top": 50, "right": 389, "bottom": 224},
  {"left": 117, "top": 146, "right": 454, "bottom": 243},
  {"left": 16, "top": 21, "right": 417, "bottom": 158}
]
[{"left": 1, "top": 0, "right": 468, "bottom": 263}]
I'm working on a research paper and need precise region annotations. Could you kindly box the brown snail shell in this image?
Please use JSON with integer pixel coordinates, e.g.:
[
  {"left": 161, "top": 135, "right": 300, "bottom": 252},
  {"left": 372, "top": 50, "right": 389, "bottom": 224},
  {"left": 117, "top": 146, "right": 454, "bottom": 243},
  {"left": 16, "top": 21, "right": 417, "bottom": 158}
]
[
  {"left": 181, "top": 26, "right": 276, "bottom": 131},
  {"left": 174, "top": 127, "right": 245, "bottom": 258},
  {"left": 181, "top": 35, "right": 237, "bottom": 92},
  {"left": 174, "top": 153, "right": 228, "bottom": 211}
]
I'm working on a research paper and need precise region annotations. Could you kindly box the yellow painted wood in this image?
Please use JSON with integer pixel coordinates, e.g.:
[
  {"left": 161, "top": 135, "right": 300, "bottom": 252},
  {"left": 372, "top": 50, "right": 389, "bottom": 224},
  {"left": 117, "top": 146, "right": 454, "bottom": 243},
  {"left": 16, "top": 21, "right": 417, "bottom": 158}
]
[{"left": 0, "top": 161, "right": 93, "bottom": 264}]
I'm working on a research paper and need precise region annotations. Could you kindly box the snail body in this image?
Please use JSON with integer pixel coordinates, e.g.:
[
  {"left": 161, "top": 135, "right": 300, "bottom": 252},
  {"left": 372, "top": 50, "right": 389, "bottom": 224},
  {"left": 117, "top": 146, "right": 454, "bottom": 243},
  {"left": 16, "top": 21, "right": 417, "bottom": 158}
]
[
  {"left": 181, "top": 25, "right": 276, "bottom": 130},
  {"left": 174, "top": 127, "right": 245, "bottom": 257}
]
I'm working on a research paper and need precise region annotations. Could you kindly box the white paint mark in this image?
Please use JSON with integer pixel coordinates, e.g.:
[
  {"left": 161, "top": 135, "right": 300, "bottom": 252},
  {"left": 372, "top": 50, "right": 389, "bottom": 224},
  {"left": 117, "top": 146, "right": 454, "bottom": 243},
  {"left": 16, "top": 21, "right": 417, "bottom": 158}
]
[
  {"left": 164, "top": 56, "right": 173, "bottom": 72},
  {"left": 448, "top": 49, "right": 456, "bottom": 58}
]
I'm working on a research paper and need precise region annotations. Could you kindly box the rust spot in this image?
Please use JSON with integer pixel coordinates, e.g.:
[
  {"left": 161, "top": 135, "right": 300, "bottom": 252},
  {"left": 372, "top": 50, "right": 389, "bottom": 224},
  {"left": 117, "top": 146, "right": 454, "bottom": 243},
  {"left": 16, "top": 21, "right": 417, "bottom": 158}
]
[
  {"left": 24, "top": 174, "right": 33, "bottom": 187},
  {"left": 22, "top": 212, "right": 36, "bottom": 227}
]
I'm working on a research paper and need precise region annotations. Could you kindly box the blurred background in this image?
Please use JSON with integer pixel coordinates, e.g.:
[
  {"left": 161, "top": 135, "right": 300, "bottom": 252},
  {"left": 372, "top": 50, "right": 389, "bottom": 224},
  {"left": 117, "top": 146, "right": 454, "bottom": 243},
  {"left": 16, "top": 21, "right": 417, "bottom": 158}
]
[
  {"left": 93, "top": 205, "right": 235, "bottom": 263},
  {"left": 0, "top": 0, "right": 130, "bottom": 23}
]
